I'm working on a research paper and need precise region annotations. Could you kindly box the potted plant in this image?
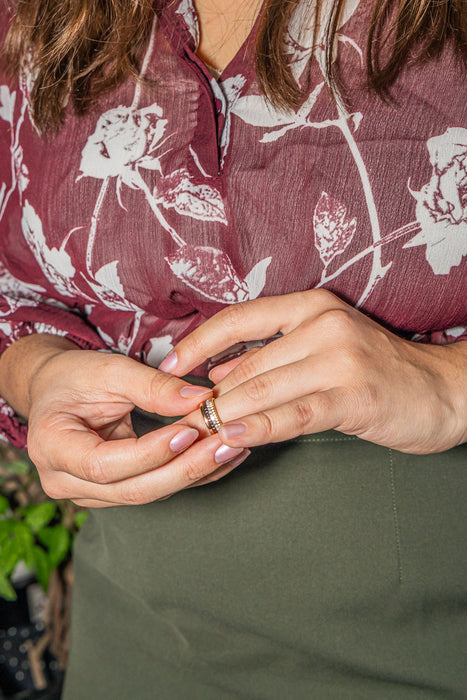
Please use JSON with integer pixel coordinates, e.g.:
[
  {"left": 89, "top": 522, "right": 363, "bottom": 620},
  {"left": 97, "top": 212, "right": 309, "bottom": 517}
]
[{"left": 0, "top": 441, "right": 87, "bottom": 696}]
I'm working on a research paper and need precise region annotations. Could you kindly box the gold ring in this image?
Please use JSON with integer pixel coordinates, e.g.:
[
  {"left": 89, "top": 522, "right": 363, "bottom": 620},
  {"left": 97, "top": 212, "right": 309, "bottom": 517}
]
[{"left": 199, "top": 398, "right": 222, "bottom": 434}]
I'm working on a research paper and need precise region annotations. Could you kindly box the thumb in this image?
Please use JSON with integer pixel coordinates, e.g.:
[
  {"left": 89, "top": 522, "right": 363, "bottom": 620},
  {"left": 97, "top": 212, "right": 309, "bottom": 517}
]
[{"left": 105, "top": 355, "right": 213, "bottom": 416}]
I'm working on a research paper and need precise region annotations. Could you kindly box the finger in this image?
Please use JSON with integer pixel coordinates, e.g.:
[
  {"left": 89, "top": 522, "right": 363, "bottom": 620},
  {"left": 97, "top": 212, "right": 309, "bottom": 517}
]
[
  {"left": 97, "top": 354, "right": 213, "bottom": 415},
  {"left": 47, "top": 435, "right": 246, "bottom": 505},
  {"left": 49, "top": 418, "right": 201, "bottom": 483},
  {"left": 218, "top": 389, "right": 347, "bottom": 446},
  {"left": 158, "top": 290, "right": 343, "bottom": 376},
  {"left": 208, "top": 346, "right": 262, "bottom": 384},
  {"left": 211, "top": 355, "right": 336, "bottom": 432},
  {"left": 213, "top": 329, "right": 319, "bottom": 396},
  {"left": 186, "top": 449, "right": 251, "bottom": 487}
]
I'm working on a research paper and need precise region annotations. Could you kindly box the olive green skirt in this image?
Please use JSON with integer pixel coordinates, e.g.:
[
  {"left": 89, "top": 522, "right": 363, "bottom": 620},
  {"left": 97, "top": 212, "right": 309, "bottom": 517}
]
[{"left": 63, "top": 410, "right": 467, "bottom": 699}]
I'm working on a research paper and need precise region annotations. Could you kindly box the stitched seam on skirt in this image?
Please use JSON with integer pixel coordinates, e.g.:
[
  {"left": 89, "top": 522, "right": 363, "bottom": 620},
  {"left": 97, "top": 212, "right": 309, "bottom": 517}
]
[
  {"left": 290, "top": 436, "right": 358, "bottom": 444},
  {"left": 388, "top": 448, "right": 403, "bottom": 584}
]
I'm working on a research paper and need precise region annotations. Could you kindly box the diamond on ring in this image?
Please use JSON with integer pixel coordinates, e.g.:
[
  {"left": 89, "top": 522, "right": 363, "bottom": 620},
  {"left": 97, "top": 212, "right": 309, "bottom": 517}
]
[{"left": 199, "top": 398, "right": 222, "bottom": 434}]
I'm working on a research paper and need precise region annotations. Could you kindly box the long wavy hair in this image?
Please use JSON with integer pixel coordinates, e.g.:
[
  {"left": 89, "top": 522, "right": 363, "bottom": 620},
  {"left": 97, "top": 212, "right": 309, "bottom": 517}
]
[{"left": 2, "top": 0, "right": 467, "bottom": 132}]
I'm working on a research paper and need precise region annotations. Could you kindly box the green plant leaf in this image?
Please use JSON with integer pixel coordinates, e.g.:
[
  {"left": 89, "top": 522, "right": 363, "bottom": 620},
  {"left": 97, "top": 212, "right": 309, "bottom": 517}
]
[
  {"left": 74, "top": 510, "right": 89, "bottom": 529},
  {"left": 24, "top": 502, "right": 56, "bottom": 533},
  {"left": 0, "top": 572, "right": 16, "bottom": 601},
  {"left": 5, "top": 460, "right": 31, "bottom": 475},
  {"left": 0, "top": 494, "right": 9, "bottom": 515},
  {"left": 32, "top": 546, "right": 51, "bottom": 591},
  {"left": 12, "top": 521, "right": 34, "bottom": 558},
  {"left": 0, "top": 520, "right": 12, "bottom": 546},
  {"left": 0, "top": 538, "right": 22, "bottom": 576},
  {"left": 38, "top": 525, "right": 70, "bottom": 569}
]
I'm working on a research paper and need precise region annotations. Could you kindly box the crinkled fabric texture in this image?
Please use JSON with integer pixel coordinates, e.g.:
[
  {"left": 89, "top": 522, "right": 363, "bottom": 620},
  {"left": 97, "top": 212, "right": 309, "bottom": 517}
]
[{"left": 0, "top": 0, "right": 466, "bottom": 446}]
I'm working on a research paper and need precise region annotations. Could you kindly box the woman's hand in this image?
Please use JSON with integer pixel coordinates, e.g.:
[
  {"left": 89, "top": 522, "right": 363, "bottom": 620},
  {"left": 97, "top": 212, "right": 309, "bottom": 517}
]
[
  {"left": 160, "top": 290, "right": 467, "bottom": 454},
  {"left": 26, "top": 345, "right": 248, "bottom": 508}
]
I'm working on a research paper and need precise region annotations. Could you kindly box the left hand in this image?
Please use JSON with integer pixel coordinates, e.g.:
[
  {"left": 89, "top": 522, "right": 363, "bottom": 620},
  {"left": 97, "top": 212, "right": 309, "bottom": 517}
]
[{"left": 159, "top": 289, "right": 467, "bottom": 454}]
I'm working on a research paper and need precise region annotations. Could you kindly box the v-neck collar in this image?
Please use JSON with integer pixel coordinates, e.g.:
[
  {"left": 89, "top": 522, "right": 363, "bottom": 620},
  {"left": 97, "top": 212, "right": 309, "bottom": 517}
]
[{"left": 162, "top": 0, "right": 267, "bottom": 82}]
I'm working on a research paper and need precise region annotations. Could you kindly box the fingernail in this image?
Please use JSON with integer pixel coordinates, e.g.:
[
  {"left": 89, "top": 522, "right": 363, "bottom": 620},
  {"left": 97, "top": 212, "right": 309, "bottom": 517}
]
[
  {"left": 169, "top": 427, "right": 199, "bottom": 452},
  {"left": 219, "top": 422, "right": 247, "bottom": 440},
  {"left": 179, "top": 385, "right": 211, "bottom": 398},
  {"left": 225, "top": 449, "right": 251, "bottom": 468},
  {"left": 159, "top": 352, "right": 177, "bottom": 373},
  {"left": 214, "top": 444, "right": 245, "bottom": 464}
]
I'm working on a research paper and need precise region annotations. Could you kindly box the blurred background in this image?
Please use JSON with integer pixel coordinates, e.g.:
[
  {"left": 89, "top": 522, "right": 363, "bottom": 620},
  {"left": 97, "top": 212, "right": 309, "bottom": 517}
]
[{"left": 0, "top": 442, "right": 87, "bottom": 700}]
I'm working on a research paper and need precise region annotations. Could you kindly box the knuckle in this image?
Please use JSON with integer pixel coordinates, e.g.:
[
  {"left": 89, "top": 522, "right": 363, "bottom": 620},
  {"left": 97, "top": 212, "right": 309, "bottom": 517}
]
[
  {"left": 258, "top": 410, "right": 277, "bottom": 438},
  {"left": 79, "top": 452, "right": 107, "bottom": 484},
  {"left": 230, "top": 356, "right": 257, "bottom": 386},
  {"left": 184, "top": 458, "right": 209, "bottom": 484},
  {"left": 318, "top": 308, "right": 355, "bottom": 338},
  {"left": 291, "top": 399, "right": 312, "bottom": 434},
  {"left": 220, "top": 302, "right": 248, "bottom": 334},
  {"left": 148, "top": 369, "right": 180, "bottom": 406},
  {"left": 121, "top": 481, "right": 150, "bottom": 506},
  {"left": 243, "top": 373, "right": 273, "bottom": 403}
]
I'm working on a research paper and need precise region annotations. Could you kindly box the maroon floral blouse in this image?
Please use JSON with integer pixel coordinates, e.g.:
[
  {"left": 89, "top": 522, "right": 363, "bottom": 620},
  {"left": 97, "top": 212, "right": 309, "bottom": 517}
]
[{"left": 0, "top": 1, "right": 466, "bottom": 448}]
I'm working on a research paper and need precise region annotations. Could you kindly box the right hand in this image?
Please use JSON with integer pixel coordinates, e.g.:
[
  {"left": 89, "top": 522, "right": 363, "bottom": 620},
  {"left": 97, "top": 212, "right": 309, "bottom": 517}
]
[{"left": 27, "top": 348, "right": 248, "bottom": 508}]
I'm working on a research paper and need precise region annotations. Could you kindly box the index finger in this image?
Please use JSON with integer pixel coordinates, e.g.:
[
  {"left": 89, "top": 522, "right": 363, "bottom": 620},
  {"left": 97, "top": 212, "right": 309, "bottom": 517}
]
[{"left": 158, "top": 289, "right": 343, "bottom": 377}]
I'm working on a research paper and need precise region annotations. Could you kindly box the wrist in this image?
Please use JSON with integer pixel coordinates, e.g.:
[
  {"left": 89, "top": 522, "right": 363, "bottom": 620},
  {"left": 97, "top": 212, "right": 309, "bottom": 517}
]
[
  {"left": 425, "top": 340, "right": 467, "bottom": 449},
  {"left": 0, "top": 334, "right": 80, "bottom": 419}
]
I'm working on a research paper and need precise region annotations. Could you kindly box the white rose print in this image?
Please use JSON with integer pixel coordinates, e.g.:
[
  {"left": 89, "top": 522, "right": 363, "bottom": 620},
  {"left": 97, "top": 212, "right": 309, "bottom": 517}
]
[
  {"left": 404, "top": 127, "right": 467, "bottom": 274},
  {"left": 79, "top": 14, "right": 271, "bottom": 325}
]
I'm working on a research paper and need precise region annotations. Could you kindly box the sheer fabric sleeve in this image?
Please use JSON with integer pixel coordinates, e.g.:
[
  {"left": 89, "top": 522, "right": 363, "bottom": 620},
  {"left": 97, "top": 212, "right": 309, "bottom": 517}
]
[{"left": 0, "top": 288, "right": 108, "bottom": 449}]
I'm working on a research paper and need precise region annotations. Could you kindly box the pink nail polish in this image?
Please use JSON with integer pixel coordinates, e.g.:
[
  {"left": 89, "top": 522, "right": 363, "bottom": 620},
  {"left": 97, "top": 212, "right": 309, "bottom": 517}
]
[
  {"left": 179, "top": 385, "right": 211, "bottom": 398},
  {"left": 219, "top": 422, "right": 247, "bottom": 440},
  {"left": 159, "top": 351, "right": 177, "bottom": 373},
  {"left": 169, "top": 428, "right": 199, "bottom": 452},
  {"left": 214, "top": 444, "right": 244, "bottom": 464}
]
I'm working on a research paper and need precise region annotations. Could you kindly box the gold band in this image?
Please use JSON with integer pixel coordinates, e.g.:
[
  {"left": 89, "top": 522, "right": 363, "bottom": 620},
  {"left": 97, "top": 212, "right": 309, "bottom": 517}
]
[{"left": 199, "top": 398, "right": 223, "bottom": 434}]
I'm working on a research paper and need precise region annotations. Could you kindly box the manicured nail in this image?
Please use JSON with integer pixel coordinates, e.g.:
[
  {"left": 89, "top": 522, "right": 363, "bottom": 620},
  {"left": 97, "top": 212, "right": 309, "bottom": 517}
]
[
  {"left": 179, "top": 385, "right": 211, "bottom": 398},
  {"left": 219, "top": 422, "right": 247, "bottom": 440},
  {"left": 159, "top": 352, "right": 177, "bottom": 373},
  {"left": 214, "top": 444, "right": 244, "bottom": 464},
  {"left": 224, "top": 449, "right": 251, "bottom": 468},
  {"left": 169, "top": 428, "right": 199, "bottom": 452}
]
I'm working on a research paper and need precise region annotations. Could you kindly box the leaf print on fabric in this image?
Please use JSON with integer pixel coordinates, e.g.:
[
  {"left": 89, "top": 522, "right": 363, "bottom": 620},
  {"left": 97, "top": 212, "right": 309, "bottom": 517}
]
[
  {"left": 0, "top": 85, "right": 15, "bottom": 124},
  {"left": 0, "top": 83, "right": 29, "bottom": 222},
  {"left": 88, "top": 261, "right": 140, "bottom": 313},
  {"left": 145, "top": 335, "right": 174, "bottom": 368},
  {"left": 21, "top": 201, "right": 82, "bottom": 299},
  {"left": 0, "top": 260, "right": 45, "bottom": 315},
  {"left": 404, "top": 127, "right": 467, "bottom": 274},
  {"left": 232, "top": 81, "right": 327, "bottom": 143},
  {"left": 156, "top": 169, "right": 227, "bottom": 225},
  {"left": 287, "top": 0, "right": 361, "bottom": 83},
  {"left": 313, "top": 191, "right": 356, "bottom": 268},
  {"left": 165, "top": 246, "right": 271, "bottom": 303}
]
